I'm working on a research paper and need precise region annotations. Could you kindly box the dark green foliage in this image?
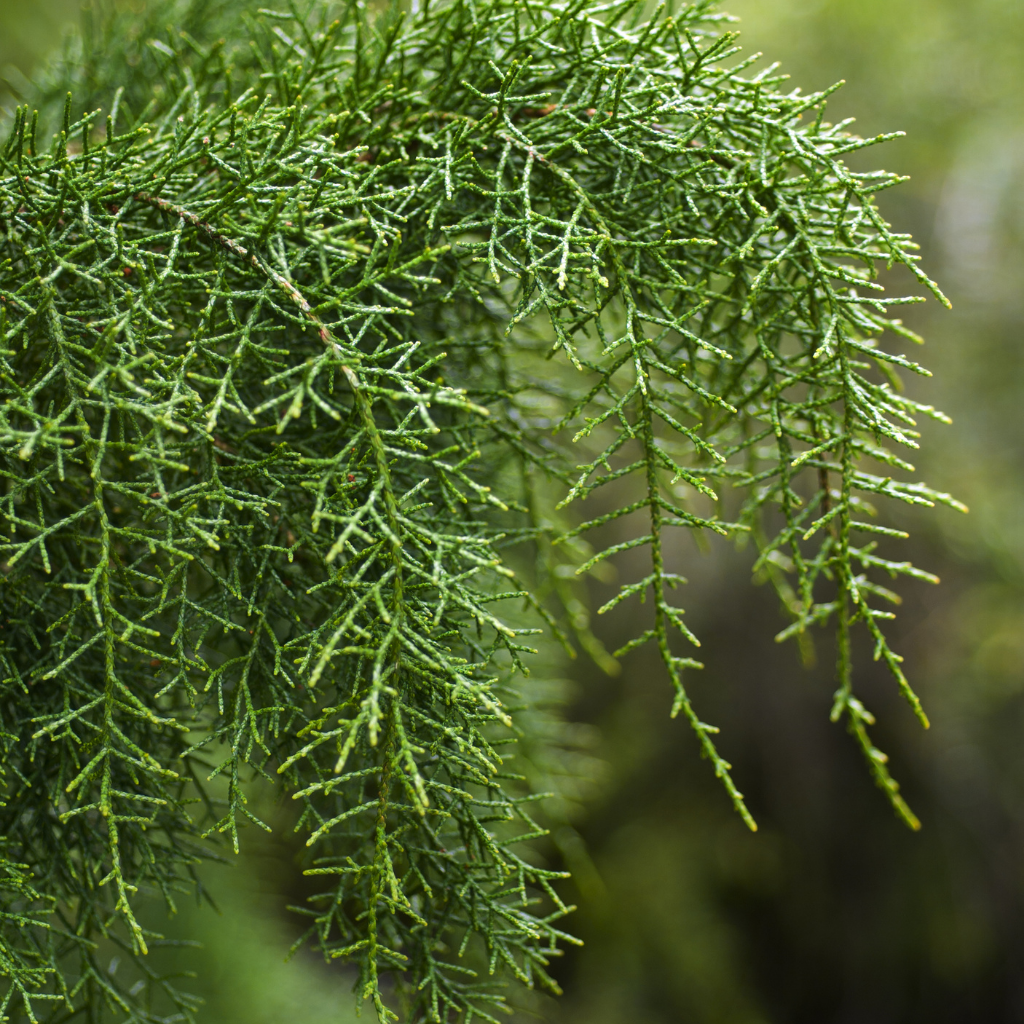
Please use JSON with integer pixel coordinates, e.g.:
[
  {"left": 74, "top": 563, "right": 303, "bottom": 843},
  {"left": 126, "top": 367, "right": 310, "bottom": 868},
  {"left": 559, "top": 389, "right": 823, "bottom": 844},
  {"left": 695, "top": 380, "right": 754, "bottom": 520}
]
[{"left": 0, "top": 0, "right": 959, "bottom": 1019}]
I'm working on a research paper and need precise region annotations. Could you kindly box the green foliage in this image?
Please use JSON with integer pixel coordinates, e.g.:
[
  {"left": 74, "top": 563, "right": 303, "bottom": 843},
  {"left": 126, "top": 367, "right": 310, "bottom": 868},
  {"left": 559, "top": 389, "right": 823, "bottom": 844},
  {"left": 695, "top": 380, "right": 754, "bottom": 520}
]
[{"left": 0, "top": 0, "right": 960, "bottom": 1020}]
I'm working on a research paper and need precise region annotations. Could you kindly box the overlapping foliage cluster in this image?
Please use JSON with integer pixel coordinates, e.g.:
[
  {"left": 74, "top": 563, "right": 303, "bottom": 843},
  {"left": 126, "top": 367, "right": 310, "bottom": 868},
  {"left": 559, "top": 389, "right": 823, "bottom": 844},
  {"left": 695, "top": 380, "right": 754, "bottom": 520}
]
[{"left": 0, "top": 0, "right": 960, "bottom": 1019}]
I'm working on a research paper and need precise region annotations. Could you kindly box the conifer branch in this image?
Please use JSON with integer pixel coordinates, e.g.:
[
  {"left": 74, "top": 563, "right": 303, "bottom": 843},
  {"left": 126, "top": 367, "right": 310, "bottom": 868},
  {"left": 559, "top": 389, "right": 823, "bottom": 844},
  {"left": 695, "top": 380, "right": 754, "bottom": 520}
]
[{"left": 0, "top": 0, "right": 961, "bottom": 1018}]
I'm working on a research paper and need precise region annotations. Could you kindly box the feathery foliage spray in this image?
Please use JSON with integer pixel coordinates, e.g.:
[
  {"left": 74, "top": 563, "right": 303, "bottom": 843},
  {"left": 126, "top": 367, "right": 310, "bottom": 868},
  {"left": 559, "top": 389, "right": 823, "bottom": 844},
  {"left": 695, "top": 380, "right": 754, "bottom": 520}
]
[{"left": 0, "top": 0, "right": 962, "bottom": 1019}]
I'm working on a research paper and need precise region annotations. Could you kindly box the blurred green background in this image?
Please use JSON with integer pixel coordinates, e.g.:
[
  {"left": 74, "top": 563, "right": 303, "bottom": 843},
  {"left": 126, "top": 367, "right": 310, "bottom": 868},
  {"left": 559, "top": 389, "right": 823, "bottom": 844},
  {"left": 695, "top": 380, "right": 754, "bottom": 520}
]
[{"left": 4, "top": 1, "right": 1024, "bottom": 1021}]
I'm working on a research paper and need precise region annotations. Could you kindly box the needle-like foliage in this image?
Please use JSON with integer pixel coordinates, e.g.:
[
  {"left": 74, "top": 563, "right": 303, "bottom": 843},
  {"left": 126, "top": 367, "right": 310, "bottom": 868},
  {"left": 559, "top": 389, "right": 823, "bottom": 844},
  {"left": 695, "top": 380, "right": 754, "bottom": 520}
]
[{"left": 0, "top": 0, "right": 962, "bottom": 1019}]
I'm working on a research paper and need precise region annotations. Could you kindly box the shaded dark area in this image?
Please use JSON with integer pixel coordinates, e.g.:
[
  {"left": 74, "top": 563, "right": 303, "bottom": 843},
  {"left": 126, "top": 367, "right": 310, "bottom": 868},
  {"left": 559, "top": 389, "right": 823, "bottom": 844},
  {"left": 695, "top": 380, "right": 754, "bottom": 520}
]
[
  {"left": 557, "top": 535, "right": 1024, "bottom": 1024},
  {"left": 4, "top": 1, "right": 1024, "bottom": 1022}
]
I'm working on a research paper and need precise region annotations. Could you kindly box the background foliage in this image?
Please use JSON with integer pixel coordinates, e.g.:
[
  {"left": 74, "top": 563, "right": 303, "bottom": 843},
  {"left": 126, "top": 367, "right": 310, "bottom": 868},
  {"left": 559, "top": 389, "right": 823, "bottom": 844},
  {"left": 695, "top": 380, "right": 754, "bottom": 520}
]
[{"left": 2, "top": 1, "right": 1024, "bottom": 1023}]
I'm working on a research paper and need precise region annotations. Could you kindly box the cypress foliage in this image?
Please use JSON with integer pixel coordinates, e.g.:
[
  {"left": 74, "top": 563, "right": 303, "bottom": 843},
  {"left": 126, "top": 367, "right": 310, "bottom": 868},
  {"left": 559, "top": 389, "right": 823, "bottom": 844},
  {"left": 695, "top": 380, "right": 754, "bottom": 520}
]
[{"left": 0, "top": 0, "right": 962, "bottom": 1019}]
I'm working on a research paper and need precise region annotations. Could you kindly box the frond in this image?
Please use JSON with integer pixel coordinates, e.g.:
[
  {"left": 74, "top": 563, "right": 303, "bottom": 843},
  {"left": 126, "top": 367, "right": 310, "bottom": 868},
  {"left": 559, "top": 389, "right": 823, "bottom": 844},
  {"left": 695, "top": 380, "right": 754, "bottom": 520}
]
[{"left": 0, "top": 0, "right": 959, "bottom": 1018}]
